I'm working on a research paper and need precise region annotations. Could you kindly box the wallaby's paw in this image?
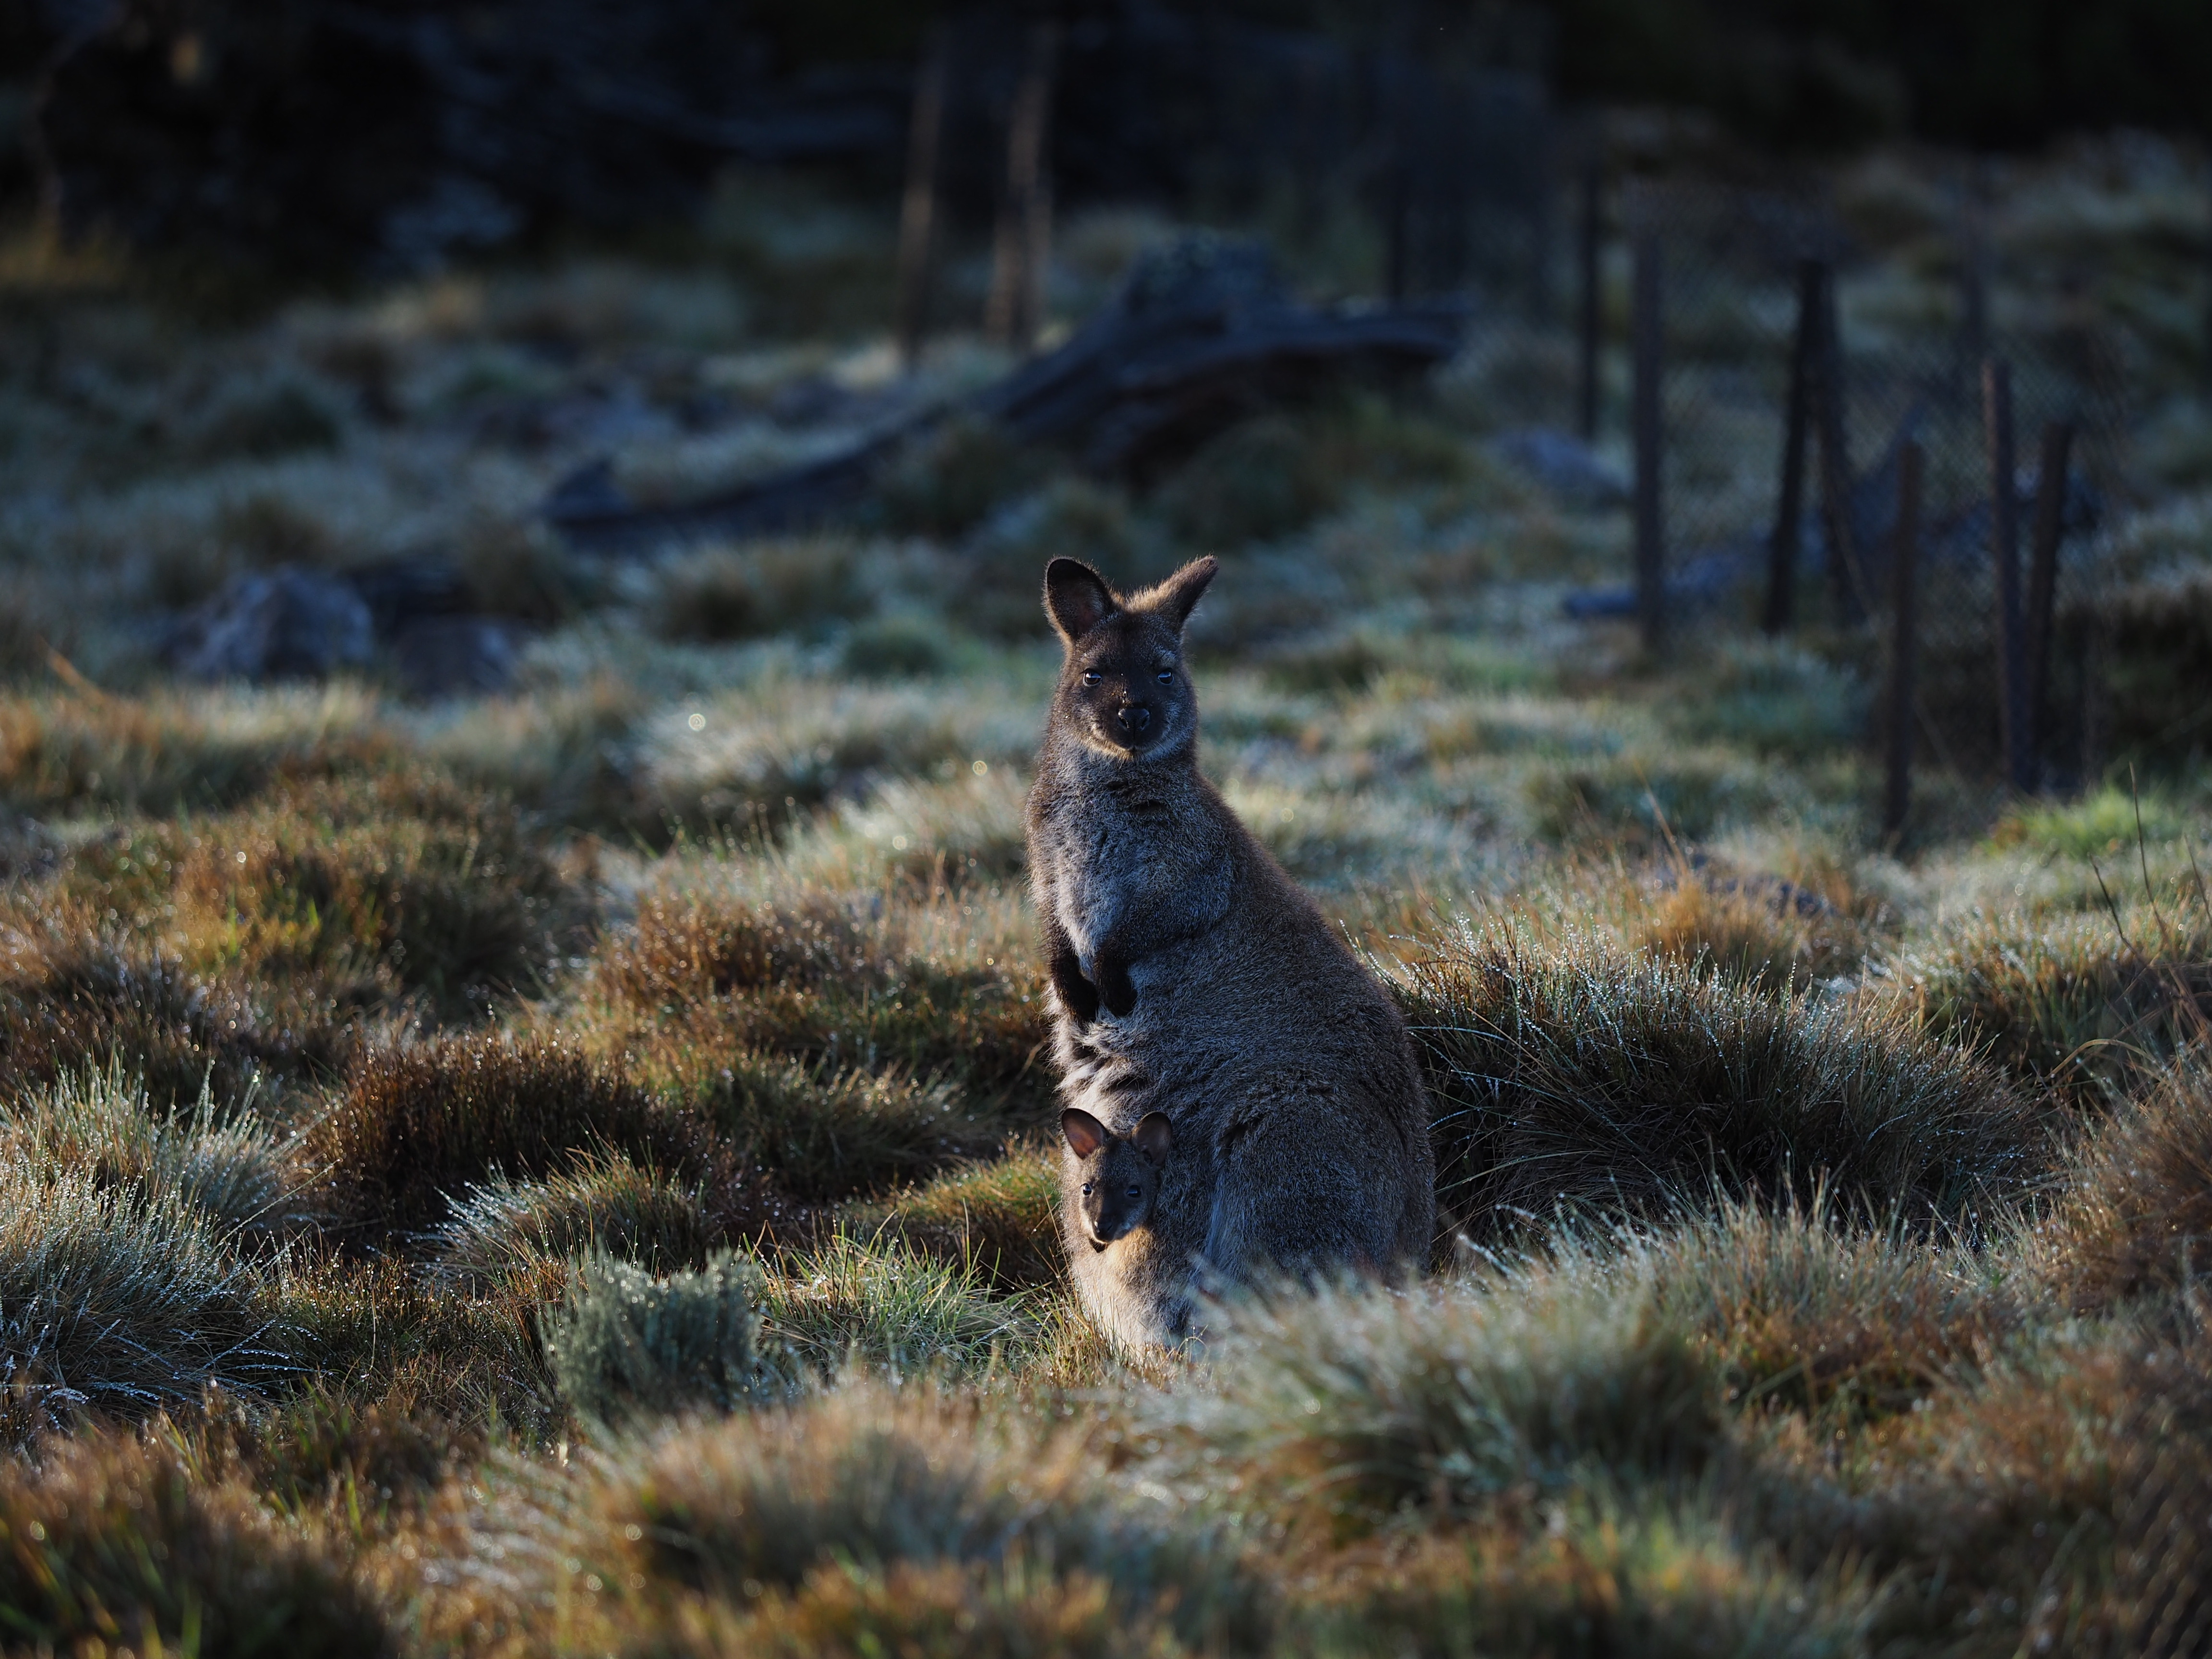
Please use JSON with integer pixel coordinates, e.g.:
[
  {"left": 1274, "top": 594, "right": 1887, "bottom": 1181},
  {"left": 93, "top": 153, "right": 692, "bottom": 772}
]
[
  {"left": 1098, "top": 961, "right": 1137, "bottom": 1019},
  {"left": 1052, "top": 957, "right": 1101, "bottom": 1024}
]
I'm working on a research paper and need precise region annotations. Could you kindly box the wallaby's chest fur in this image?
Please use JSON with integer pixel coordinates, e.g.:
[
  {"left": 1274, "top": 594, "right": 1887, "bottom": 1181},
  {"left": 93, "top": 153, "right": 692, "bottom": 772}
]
[{"left": 1026, "top": 555, "right": 1435, "bottom": 1353}]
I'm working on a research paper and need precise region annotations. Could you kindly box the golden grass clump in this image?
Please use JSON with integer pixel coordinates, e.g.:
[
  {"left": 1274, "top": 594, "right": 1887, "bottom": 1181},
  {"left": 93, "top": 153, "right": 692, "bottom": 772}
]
[
  {"left": 1402, "top": 926, "right": 2044, "bottom": 1236},
  {"left": 2034, "top": 1051, "right": 2212, "bottom": 1317},
  {"left": 842, "top": 1144, "right": 1062, "bottom": 1290},
  {"left": 0, "top": 1432, "right": 390, "bottom": 1659},
  {"left": 1879, "top": 901, "right": 2212, "bottom": 1105},
  {"left": 304, "top": 1032, "right": 756, "bottom": 1240}
]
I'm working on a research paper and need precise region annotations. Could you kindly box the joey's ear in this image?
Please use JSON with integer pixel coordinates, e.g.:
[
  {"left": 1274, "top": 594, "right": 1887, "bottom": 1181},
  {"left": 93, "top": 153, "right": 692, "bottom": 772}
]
[
  {"left": 1061, "top": 1107, "right": 1107, "bottom": 1160},
  {"left": 1133, "top": 1111, "right": 1174, "bottom": 1165},
  {"left": 1151, "top": 555, "right": 1217, "bottom": 635},
  {"left": 1044, "top": 558, "right": 1118, "bottom": 645}
]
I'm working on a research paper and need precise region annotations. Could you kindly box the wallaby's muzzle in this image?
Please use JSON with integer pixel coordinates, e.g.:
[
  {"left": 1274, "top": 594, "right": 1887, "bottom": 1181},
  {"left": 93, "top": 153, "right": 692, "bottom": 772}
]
[{"left": 1114, "top": 702, "right": 1154, "bottom": 739}]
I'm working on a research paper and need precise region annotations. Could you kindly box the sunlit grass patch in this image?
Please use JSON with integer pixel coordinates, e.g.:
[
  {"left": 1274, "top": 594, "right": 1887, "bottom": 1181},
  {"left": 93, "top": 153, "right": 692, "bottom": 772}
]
[
  {"left": 1646, "top": 1201, "right": 2025, "bottom": 1424},
  {"left": 754, "top": 1232, "right": 1037, "bottom": 1386},
  {"left": 59, "top": 771, "right": 583, "bottom": 1021},
  {"left": 2032, "top": 1052, "right": 2212, "bottom": 1317},
  {"left": 1989, "top": 783, "right": 2197, "bottom": 862},
  {"left": 0, "top": 1061, "right": 311, "bottom": 1240},
  {"left": 0, "top": 683, "right": 391, "bottom": 817},
  {"left": 434, "top": 1152, "right": 721, "bottom": 1289},
  {"left": 1401, "top": 926, "right": 2042, "bottom": 1234},
  {"left": 553, "top": 1385, "right": 1262, "bottom": 1653}
]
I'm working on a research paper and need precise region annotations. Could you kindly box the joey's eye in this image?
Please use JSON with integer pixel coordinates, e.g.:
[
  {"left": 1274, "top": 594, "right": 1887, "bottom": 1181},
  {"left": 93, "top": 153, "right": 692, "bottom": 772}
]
[
  {"left": 1127, "top": 1185, "right": 1142, "bottom": 1197},
  {"left": 1082, "top": 672, "right": 1101, "bottom": 686},
  {"left": 1156, "top": 670, "right": 1173, "bottom": 684},
  {"left": 1081, "top": 1182, "right": 1093, "bottom": 1195}
]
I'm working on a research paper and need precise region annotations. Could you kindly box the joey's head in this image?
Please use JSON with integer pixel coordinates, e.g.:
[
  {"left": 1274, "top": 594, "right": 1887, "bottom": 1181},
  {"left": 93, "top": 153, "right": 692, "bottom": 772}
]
[
  {"left": 1062, "top": 1107, "right": 1172, "bottom": 1250},
  {"left": 1043, "top": 555, "right": 1217, "bottom": 763}
]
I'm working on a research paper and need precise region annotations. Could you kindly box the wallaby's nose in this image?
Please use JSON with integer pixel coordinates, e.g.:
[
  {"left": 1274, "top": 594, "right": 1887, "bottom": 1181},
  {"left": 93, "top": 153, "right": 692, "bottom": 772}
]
[{"left": 1115, "top": 703, "right": 1153, "bottom": 738}]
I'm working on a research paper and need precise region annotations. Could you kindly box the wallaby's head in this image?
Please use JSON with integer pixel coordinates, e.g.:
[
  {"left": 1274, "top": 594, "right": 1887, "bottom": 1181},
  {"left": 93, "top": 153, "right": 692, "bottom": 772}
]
[
  {"left": 1062, "top": 1106, "right": 1173, "bottom": 1250},
  {"left": 1043, "top": 555, "right": 1217, "bottom": 762}
]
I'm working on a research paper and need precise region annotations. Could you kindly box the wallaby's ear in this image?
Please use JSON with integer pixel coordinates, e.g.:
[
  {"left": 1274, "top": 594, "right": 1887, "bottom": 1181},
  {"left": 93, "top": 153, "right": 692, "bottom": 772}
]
[
  {"left": 1150, "top": 555, "right": 1217, "bottom": 635},
  {"left": 1133, "top": 1111, "right": 1174, "bottom": 1165},
  {"left": 1044, "top": 558, "right": 1118, "bottom": 645},
  {"left": 1061, "top": 1107, "right": 1108, "bottom": 1160}
]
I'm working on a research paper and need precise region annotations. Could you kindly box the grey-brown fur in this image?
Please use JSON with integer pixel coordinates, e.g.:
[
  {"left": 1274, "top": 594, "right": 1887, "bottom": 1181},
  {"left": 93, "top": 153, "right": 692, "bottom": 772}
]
[{"left": 1027, "top": 555, "right": 1435, "bottom": 1351}]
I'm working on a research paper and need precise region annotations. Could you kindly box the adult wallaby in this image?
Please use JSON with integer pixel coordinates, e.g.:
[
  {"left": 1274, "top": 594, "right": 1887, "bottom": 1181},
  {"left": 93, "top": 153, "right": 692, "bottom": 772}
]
[{"left": 1027, "top": 554, "right": 1434, "bottom": 1351}]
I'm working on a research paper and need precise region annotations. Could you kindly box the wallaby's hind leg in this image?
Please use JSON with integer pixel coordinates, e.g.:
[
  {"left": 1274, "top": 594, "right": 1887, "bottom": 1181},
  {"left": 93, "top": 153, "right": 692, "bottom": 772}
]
[{"left": 1199, "top": 1141, "right": 1398, "bottom": 1295}]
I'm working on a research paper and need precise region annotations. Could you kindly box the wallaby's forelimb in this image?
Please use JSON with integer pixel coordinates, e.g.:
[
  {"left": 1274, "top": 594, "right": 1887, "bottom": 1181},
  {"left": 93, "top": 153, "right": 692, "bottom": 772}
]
[{"left": 1044, "top": 913, "right": 1100, "bottom": 1024}]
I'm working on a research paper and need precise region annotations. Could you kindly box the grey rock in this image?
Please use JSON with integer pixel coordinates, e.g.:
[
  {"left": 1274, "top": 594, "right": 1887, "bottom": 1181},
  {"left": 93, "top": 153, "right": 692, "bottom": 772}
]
[{"left": 169, "top": 567, "right": 375, "bottom": 683}]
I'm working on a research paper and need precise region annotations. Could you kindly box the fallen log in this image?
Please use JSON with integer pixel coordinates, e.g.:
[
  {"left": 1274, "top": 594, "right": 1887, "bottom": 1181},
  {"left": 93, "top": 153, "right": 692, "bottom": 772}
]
[{"left": 547, "top": 235, "right": 1466, "bottom": 555}]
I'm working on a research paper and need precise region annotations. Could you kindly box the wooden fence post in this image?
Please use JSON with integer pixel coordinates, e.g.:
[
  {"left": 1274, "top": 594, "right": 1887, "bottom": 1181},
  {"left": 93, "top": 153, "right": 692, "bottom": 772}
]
[
  {"left": 1882, "top": 439, "right": 1923, "bottom": 845},
  {"left": 1811, "top": 262, "right": 1863, "bottom": 624},
  {"left": 1631, "top": 211, "right": 1665, "bottom": 653},
  {"left": 1576, "top": 152, "right": 1602, "bottom": 440},
  {"left": 895, "top": 28, "right": 949, "bottom": 372},
  {"left": 1764, "top": 257, "right": 1820, "bottom": 635},
  {"left": 986, "top": 22, "right": 1058, "bottom": 352},
  {"left": 1984, "top": 358, "right": 2032, "bottom": 793},
  {"left": 2025, "top": 418, "right": 2076, "bottom": 785}
]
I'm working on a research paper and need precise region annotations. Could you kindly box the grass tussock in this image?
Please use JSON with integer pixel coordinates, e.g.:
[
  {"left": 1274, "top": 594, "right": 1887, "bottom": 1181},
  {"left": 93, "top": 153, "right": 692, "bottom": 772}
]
[
  {"left": 2034, "top": 1051, "right": 2212, "bottom": 1317},
  {"left": 0, "top": 1061, "right": 310, "bottom": 1239},
  {"left": 843, "top": 1144, "right": 1062, "bottom": 1290},
  {"left": 1172, "top": 1269, "right": 1723, "bottom": 1535},
  {"left": 0, "top": 1161, "right": 286, "bottom": 1433},
  {"left": 0, "top": 1432, "right": 390, "bottom": 1659},
  {"left": 1880, "top": 899, "right": 2212, "bottom": 1104},
  {"left": 1294, "top": 1502, "right": 1871, "bottom": 1659},
  {"left": 753, "top": 1232, "right": 1037, "bottom": 1385},
  {"left": 565, "top": 1386, "right": 1262, "bottom": 1654},
  {"left": 62, "top": 772, "right": 582, "bottom": 1021},
  {"left": 433, "top": 1152, "right": 720, "bottom": 1288},
  {"left": 305, "top": 1033, "right": 752, "bottom": 1240},
  {"left": 1402, "top": 926, "right": 2043, "bottom": 1235}
]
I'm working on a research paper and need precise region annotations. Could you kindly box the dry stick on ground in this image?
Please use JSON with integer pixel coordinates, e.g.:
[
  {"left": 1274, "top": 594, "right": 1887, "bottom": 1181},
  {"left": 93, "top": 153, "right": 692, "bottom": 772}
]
[{"left": 1882, "top": 440, "right": 1924, "bottom": 847}]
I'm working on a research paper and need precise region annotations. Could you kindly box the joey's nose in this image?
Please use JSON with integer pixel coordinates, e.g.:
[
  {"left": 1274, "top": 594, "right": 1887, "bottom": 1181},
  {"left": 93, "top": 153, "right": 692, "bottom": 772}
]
[{"left": 1115, "top": 704, "right": 1153, "bottom": 737}]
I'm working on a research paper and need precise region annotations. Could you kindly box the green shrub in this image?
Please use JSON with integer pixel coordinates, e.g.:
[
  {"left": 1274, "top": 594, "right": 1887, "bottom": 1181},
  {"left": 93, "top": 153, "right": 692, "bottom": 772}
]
[
  {"left": 875, "top": 416, "right": 1047, "bottom": 541},
  {"left": 1402, "top": 926, "right": 2043, "bottom": 1233},
  {"left": 840, "top": 613, "right": 961, "bottom": 678},
  {"left": 651, "top": 538, "right": 867, "bottom": 643},
  {"left": 695, "top": 1053, "right": 996, "bottom": 1202},
  {"left": 434, "top": 1153, "right": 720, "bottom": 1288},
  {"left": 542, "top": 1248, "right": 766, "bottom": 1425},
  {"left": 0, "top": 1434, "right": 388, "bottom": 1659}
]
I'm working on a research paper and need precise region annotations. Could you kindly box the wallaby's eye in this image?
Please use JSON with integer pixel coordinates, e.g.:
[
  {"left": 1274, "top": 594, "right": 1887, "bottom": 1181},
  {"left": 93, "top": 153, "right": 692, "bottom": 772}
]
[
  {"left": 1155, "top": 670, "right": 1173, "bottom": 684},
  {"left": 1081, "top": 1182, "right": 1093, "bottom": 1195},
  {"left": 1127, "top": 1185, "right": 1142, "bottom": 1197},
  {"left": 1082, "top": 672, "right": 1101, "bottom": 686}
]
